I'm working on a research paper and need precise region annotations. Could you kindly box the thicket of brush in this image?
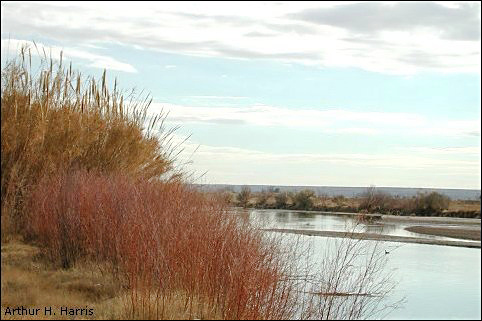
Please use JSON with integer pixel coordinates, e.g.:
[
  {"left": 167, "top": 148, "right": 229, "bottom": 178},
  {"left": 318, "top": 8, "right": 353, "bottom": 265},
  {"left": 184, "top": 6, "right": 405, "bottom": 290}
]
[
  {"left": 27, "top": 169, "right": 302, "bottom": 319},
  {"left": 358, "top": 188, "right": 452, "bottom": 216}
]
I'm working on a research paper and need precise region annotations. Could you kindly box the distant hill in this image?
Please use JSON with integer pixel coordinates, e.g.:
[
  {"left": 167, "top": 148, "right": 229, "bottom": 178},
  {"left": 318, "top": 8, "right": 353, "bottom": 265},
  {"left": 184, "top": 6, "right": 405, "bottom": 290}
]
[{"left": 193, "top": 184, "right": 481, "bottom": 201}]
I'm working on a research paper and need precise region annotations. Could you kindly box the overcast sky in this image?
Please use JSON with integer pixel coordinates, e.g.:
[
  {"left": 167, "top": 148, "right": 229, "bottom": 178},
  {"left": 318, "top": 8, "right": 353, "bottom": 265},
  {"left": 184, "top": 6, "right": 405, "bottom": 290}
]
[{"left": 1, "top": 1, "right": 481, "bottom": 189}]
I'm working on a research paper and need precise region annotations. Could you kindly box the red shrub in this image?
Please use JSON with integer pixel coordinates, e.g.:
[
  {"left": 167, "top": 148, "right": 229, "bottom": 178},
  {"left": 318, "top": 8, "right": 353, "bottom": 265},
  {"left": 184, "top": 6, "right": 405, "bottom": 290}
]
[{"left": 27, "top": 169, "right": 298, "bottom": 319}]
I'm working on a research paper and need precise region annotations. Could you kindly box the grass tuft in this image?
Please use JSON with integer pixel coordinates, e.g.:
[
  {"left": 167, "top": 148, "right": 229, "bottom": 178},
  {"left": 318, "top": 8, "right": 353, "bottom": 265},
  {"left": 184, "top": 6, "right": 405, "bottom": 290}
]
[{"left": 1, "top": 45, "right": 177, "bottom": 237}]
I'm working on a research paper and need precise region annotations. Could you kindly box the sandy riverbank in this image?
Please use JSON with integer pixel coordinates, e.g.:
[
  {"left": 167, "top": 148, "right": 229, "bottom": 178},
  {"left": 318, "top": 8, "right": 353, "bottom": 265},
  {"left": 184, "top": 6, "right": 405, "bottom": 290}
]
[
  {"left": 405, "top": 226, "right": 480, "bottom": 241},
  {"left": 379, "top": 214, "right": 481, "bottom": 225},
  {"left": 264, "top": 228, "right": 481, "bottom": 248}
]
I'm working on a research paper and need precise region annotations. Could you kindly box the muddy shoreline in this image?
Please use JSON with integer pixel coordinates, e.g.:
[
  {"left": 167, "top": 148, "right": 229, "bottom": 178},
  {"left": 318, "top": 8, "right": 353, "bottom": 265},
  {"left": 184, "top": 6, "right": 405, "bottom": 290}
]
[{"left": 264, "top": 228, "right": 481, "bottom": 248}]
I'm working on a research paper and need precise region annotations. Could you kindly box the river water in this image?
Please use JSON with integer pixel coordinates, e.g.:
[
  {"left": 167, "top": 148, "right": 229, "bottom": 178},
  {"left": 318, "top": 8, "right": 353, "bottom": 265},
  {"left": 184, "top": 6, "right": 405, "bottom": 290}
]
[{"left": 241, "top": 209, "right": 481, "bottom": 320}]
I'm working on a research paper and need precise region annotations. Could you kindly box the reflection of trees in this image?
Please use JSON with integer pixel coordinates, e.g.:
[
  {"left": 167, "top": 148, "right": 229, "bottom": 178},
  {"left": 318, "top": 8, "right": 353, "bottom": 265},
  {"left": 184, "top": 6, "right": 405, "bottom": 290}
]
[
  {"left": 293, "top": 211, "right": 316, "bottom": 220},
  {"left": 275, "top": 211, "right": 290, "bottom": 223},
  {"left": 364, "top": 224, "right": 398, "bottom": 234}
]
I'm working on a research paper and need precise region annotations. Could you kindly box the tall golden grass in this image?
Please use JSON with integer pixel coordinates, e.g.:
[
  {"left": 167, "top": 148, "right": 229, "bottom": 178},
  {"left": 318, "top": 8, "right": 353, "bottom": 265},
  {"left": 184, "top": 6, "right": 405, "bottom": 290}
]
[{"left": 1, "top": 46, "right": 176, "bottom": 237}]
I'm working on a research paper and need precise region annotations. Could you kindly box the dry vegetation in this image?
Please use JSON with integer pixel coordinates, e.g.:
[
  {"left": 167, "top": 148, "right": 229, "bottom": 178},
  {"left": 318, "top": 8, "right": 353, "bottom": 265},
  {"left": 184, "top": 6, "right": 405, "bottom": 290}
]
[
  {"left": 25, "top": 170, "right": 302, "bottom": 319},
  {"left": 1, "top": 47, "right": 401, "bottom": 320},
  {"left": 229, "top": 186, "right": 480, "bottom": 219},
  {"left": 1, "top": 46, "right": 177, "bottom": 240},
  {"left": 1, "top": 240, "right": 125, "bottom": 320},
  {"left": 1, "top": 240, "right": 220, "bottom": 320}
]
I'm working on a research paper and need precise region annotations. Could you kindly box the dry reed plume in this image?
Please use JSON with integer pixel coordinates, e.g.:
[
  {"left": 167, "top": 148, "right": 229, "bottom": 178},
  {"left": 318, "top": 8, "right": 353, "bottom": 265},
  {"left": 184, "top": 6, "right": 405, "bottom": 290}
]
[{"left": 1, "top": 45, "right": 178, "bottom": 238}]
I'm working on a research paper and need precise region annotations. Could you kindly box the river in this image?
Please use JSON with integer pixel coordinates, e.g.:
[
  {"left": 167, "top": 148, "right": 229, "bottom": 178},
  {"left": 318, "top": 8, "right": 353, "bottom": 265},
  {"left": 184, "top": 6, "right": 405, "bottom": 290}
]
[{"left": 241, "top": 209, "right": 481, "bottom": 320}]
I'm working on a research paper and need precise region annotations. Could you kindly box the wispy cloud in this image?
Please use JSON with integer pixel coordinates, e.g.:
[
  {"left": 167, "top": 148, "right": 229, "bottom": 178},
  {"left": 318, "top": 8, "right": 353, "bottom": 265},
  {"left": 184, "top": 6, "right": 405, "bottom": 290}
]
[
  {"left": 404, "top": 146, "right": 481, "bottom": 156},
  {"left": 187, "top": 143, "right": 479, "bottom": 170},
  {"left": 2, "top": 1, "right": 480, "bottom": 74},
  {"left": 1, "top": 38, "right": 137, "bottom": 73},
  {"left": 189, "top": 95, "right": 247, "bottom": 100},
  {"left": 171, "top": 134, "right": 480, "bottom": 188},
  {"left": 150, "top": 102, "right": 481, "bottom": 137}
]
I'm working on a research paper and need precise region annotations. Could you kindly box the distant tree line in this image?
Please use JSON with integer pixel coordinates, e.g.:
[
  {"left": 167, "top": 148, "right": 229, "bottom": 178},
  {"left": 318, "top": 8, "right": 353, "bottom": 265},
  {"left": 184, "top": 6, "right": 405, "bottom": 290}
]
[{"left": 229, "top": 185, "right": 480, "bottom": 218}]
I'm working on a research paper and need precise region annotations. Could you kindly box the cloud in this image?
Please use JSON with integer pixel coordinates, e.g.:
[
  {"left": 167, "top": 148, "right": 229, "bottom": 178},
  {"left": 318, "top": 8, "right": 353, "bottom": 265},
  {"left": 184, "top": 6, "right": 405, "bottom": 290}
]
[
  {"left": 169, "top": 131, "right": 479, "bottom": 170},
  {"left": 149, "top": 102, "right": 480, "bottom": 137},
  {"left": 160, "top": 130, "right": 480, "bottom": 188},
  {"left": 244, "top": 31, "right": 276, "bottom": 38},
  {"left": 189, "top": 96, "right": 247, "bottom": 100},
  {"left": 406, "top": 146, "right": 481, "bottom": 156},
  {"left": 195, "top": 145, "right": 479, "bottom": 170},
  {"left": 171, "top": 134, "right": 480, "bottom": 187},
  {"left": 2, "top": 1, "right": 480, "bottom": 74},
  {"left": 1, "top": 38, "right": 137, "bottom": 73},
  {"left": 290, "top": 2, "right": 481, "bottom": 41}
]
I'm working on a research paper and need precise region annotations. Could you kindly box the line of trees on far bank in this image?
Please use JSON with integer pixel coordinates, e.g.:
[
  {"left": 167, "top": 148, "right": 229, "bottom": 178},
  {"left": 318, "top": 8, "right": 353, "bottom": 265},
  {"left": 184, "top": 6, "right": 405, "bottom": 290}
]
[{"left": 225, "top": 185, "right": 480, "bottom": 218}]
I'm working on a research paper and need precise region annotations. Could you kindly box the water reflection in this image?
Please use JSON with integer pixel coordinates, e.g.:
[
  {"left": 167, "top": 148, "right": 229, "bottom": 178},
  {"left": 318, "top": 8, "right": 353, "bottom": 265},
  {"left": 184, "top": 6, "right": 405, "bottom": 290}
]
[
  {"left": 274, "top": 211, "right": 289, "bottom": 223},
  {"left": 246, "top": 209, "right": 478, "bottom": 243},
  {"left": 246, "top": 209, "right": 481, "bottom": 319},
  {"left": 364, "top": 223, "right": 399, "bottom": 234},
  {"left": 275, "top": 233, "right": 481, "bottom": 320}
]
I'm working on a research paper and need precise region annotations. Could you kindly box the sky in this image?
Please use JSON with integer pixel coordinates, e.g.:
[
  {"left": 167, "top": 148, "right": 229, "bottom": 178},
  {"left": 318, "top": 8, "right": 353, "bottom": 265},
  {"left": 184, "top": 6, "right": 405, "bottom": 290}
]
[{"left": 1, "top": 1, "right": 481, "bottom": 189}]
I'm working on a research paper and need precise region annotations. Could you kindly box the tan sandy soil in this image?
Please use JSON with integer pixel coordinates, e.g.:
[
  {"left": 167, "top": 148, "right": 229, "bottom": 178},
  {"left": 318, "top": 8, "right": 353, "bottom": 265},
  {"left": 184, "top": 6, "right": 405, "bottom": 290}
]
[
  {"left": 264, "top": 228, "right": 481, "bottom": 248},
  {"left": 405, "top": 226, "right": 480, "bottom": 241},
  {"left": 379, "top": 214, "right": 481, "bottom": 225}
]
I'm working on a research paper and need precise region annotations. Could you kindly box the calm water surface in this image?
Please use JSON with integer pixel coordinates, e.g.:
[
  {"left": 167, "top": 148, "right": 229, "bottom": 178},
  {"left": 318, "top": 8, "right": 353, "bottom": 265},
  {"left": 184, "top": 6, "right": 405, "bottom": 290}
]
[
  {"left": 246, "top": 209, "right": 478, "bottom": 242},
  {"left": 241, "top": 209, "right": 481, "bottom": 320}
]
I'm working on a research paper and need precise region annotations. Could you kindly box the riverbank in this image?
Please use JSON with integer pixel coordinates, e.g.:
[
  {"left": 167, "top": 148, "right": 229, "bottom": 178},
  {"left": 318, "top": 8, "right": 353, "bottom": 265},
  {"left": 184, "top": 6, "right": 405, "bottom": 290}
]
[
  {"left": 405, "top": 226, "right": 480, "bottom": 241},
  {"left": 380, "top": 214, "right": 481, "bottom": 225},
  {"left": 264, "top": 228, "right": 481, "bottom": 248}
]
